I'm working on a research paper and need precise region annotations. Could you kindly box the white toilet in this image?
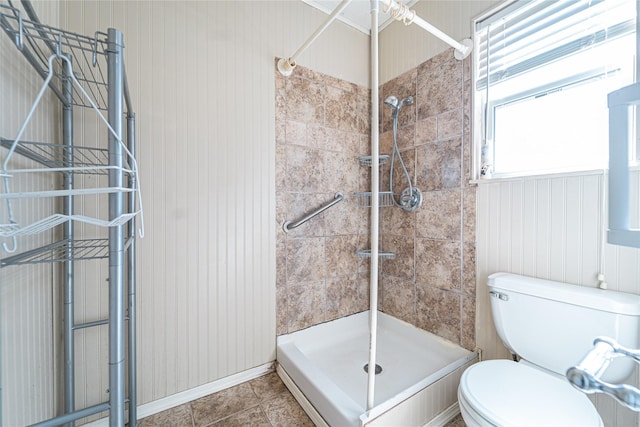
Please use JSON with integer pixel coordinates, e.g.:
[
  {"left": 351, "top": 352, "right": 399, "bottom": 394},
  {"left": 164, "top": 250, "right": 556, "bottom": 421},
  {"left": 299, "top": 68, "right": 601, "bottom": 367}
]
[{"left": 458, "top": 272, "right": 640, "bottom": 427}]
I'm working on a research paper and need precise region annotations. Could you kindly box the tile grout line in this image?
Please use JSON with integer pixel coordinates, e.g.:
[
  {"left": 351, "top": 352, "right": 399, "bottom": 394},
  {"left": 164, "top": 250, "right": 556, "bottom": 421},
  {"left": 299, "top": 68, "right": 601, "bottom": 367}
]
[{"left": 199, "top": 403, "right": 264, "bottom": 427}]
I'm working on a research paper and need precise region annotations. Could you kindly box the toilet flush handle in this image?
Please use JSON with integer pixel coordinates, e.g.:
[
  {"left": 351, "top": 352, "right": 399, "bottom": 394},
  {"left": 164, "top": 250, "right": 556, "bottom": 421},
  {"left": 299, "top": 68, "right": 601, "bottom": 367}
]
[
  {"left": 567, "top": 337, "right": 640, "bottom": 411},
  {"left": 489, "top": 290, "right": 509, "bottom": 301}
]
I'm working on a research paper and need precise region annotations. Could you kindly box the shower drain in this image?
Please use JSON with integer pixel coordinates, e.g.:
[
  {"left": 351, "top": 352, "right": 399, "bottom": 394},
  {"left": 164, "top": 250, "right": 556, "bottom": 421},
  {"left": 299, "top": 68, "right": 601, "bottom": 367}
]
[{"left": 363, "top": 363, "right": 382, "bottom": 375}]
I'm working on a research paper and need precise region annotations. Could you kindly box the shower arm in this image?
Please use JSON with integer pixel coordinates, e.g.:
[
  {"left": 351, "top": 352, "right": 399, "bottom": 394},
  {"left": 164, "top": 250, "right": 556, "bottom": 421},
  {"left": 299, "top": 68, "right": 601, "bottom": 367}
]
[
  {"left": 277, "top": 0, "right": 353, "bottom": 76},
  {"left": 379, "top": 0, "right": 473, "bottom": 60}
]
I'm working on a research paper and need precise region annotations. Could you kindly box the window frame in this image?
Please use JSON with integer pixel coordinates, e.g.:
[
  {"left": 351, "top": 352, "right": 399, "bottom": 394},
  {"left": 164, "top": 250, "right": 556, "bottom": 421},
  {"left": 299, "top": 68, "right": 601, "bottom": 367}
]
[
  {"left": 472, "top": 0, "right": 638, "bottom": 181},
  {"left": 486, "top": 67, "right": 615, "bottom": 177}
]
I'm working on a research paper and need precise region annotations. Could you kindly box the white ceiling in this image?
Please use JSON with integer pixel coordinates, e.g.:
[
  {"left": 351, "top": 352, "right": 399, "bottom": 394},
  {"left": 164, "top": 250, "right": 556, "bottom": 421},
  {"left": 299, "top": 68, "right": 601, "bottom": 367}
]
[{"left": 302, "top": 0, "right": 418, "bottom": 34}]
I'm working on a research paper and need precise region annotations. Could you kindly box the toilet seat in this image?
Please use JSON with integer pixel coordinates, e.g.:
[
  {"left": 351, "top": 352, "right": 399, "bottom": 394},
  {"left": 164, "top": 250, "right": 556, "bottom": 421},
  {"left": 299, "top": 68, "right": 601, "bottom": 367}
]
[{"left": 458, "top": 360, "right": 603, "bottom": 427}]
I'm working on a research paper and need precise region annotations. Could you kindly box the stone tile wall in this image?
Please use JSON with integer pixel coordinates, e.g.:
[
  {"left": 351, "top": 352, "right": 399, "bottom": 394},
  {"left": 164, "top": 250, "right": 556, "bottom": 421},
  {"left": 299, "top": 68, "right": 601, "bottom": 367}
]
[
  {"left": 275, "top": 61, "right": 372, "bottom": 335},
  {"left": 274, "top": 51, "right": 476, "bottom": 351},
  {"left": 378, "top": 49, "right": 476, "bottom": 350}
]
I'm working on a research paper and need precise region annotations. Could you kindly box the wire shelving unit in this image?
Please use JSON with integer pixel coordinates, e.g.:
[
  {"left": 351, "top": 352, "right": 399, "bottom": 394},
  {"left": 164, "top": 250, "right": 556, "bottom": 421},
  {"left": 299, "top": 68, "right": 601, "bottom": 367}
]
[{"left": 0, "top": 1, "right": 141, "bottom": 426}]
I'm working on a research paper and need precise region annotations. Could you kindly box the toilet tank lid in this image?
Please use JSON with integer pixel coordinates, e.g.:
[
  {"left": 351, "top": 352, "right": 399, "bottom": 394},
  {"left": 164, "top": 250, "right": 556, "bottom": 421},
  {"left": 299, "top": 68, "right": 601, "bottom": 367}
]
[{"left": 488, "top": 272, "right": 640, "bottom": 315}]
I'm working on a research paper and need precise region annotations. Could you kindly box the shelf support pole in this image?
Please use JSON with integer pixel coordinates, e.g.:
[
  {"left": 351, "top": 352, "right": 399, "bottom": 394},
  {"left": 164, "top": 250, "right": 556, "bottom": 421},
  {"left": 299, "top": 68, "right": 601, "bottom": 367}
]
[
  {"left": 62, "top": 54, "right": 75, "bottom": 427},
  {"left": 366, "top": 0, "right": 380, "bottom": 412},
  {"left": 127, "top": 113, "right": 137, "bottom": 426},
  {"left": 107, "top": 27, "right": 126, "bottom": 427}
]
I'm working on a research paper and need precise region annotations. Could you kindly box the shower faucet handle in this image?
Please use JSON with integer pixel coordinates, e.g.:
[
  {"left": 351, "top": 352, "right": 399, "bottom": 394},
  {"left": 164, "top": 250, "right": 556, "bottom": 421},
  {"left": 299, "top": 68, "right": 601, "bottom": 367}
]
[{"left": 399, "top": 187, "right": 423, "bottom": 212}]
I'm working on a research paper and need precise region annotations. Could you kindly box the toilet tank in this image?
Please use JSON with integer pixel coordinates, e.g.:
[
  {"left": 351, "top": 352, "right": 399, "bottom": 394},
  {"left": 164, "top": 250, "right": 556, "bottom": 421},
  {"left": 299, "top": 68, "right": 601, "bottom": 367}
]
[{"left": 489, "top": 272, "right": 640, "bottom": 381}]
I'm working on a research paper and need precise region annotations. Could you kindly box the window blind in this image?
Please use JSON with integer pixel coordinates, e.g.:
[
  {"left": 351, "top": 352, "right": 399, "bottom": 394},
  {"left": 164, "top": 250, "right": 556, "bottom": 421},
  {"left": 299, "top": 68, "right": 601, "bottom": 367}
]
[{"left": 476, "top": 0, "right": 636, "bottom": 90}]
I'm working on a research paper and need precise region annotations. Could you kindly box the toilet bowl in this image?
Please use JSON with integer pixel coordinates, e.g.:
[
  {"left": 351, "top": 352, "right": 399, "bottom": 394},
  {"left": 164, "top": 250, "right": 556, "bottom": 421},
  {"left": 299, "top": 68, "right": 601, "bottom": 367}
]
[
  {"left": 458, "top": 273, "right": 640, "bottom": 427},
  {"left": 458, "top": 360, "right": 603, "bottom": 427}
]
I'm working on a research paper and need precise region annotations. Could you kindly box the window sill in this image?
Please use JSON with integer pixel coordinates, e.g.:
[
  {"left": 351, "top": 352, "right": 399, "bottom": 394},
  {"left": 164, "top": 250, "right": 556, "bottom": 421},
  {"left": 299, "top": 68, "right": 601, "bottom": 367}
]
[{"left": 469, "top": 167, "right": 610, "bottom": 185}]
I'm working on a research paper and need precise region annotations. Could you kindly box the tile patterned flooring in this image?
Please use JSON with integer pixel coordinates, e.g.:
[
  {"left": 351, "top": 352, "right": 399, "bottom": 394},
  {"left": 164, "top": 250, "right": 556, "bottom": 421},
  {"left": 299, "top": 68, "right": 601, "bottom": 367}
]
[
  {"left": 138, "top": 371, "right": 466, "bottom": 426},
  {"left": 138, "top": 372, "right": 313, "bottom": 427}
]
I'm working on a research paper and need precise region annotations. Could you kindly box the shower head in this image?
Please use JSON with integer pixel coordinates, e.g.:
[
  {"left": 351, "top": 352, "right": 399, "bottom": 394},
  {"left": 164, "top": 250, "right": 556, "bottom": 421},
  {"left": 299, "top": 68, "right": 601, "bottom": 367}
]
[
  {"left": 384, "top": 95, "right": 414, "bottom": 118},
  {"left": 384, "top": 95, "right": 399, "bottom": 109}
]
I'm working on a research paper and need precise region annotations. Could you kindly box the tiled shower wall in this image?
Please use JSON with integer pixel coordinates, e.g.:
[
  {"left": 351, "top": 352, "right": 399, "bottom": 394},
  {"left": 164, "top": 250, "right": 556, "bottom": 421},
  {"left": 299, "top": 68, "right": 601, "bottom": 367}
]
[
  {"left": 378, "top": 49, "right": 476, "bottom": 350},
  {"left": 275, "top": 50, "right": 476, "bottom": 350},
  {"left": 275, "top": 62, "right": 372, "bottom": 334}
]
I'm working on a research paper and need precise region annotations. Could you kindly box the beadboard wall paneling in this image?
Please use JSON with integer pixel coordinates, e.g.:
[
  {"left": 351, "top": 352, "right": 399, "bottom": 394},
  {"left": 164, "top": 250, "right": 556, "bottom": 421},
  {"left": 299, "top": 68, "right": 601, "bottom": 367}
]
[
  {"left": 0, "top": 2, "right": 61, "bottom": 425},
  {"left": 57, "top": 0, "right": 369, "bottom": 409},
  {"left": 379, "top": 0, "right": 499, "bottom": 85},
  {"left": 476, "top": 171, "right": 640, "bottom": 426}
]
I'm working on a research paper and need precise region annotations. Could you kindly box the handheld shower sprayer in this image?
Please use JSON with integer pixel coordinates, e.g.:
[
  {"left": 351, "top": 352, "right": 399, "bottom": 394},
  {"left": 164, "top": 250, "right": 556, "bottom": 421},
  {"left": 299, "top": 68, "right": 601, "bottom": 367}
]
[
  {"left": 384, "top": 94, "right": 422, "bottom": 212},
  {"left": 384, "top": 95, "right": 398, "bottom": 107},
  {"left": 384, "top": 96, "right": 414, "bottom": 118}
]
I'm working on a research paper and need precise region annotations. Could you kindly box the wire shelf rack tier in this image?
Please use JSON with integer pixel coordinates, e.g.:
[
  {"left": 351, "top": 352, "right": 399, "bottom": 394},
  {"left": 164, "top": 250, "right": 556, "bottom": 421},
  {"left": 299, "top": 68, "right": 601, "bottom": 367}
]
[
  {"left": 358, "top": 154, "right": 389, "bottom": 167},
  {"left": 356, "top": 249, "right": 396, "bottom": 259},
  {"left": 0, "top": 136, "right": 140, "bottom": 240},
  {"left": 0, "top": 238, "right": 111, "bottom": 267},
  {"left": 0, "top": 211, "right": 139, "bottom": 239},
  {"left": 355, "top": 191, "right": 395, "bottom": 207},
  {"left": 0, "top": 3, "right": 111, "bottom": 110},
  {"left": 0, "top": 137, "right": 112, "bottom": 174}
]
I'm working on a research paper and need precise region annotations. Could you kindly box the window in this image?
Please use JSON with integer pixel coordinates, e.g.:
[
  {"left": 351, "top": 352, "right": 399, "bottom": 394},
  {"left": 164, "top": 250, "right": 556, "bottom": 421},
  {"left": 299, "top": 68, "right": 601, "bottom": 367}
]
[{"left": 475, "top": 0, "right": 637, "bottom": 178}]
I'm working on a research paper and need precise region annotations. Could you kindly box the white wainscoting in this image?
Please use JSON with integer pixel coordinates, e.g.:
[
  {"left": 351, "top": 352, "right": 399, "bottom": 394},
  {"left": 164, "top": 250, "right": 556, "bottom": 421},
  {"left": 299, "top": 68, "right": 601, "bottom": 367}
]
[
  {"left": 476, "top": 170, "right": 640, "bottom": 426},
  {"left": 0, "top": 1, "right": 61, "bottom": 425}
]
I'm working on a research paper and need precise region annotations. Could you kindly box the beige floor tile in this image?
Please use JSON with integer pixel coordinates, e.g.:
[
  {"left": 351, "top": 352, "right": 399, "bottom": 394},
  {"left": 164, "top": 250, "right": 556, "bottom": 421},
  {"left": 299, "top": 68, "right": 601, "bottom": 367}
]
[
  {"left": 138, "top": 403, "right": 194, "bottom": 427},
  {"left": 249, "top": 372, "right": 288, "bottom": 402},
  {"left": 210, "top": 406, "right": 271, "bottom": 427},
  {"left": 135, "top": 372, "right": 466, "bottom": 427},
  {"left": 445, "top": 413, "right": 467, "bottom": 427},
  {"left": 261, "top": 393, "right": 314, "bottom": 427},
  {"left": 191, "top": 383, "right": 261, "bottom": 427}
]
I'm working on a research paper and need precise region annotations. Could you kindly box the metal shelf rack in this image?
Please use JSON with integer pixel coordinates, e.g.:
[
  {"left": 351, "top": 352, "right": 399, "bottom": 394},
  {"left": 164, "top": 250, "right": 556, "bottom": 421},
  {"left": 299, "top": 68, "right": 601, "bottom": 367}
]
[
  {"left": 0, "top": 238, "right": 112, "bottom": 267},
  {"left": 0, "top": 137, "right": 111, "bottom": 173},
  {"left": 1, "top": 1, "right": 140, "bottom": 426},
  {"left": 355, "top": 191, "right": 395, "bottom": 207},
  {"left": 358, "top": 154, "right": 389, "bottom": 167}
]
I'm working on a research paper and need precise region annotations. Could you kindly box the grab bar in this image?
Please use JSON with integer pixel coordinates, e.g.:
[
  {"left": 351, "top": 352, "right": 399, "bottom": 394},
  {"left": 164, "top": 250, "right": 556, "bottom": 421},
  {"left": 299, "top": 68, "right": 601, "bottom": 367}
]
[
  {"left": 567, "top": 337, "right": 640, "bottom": 411},
  {"left": 283, "top": 192, "right": 344, "bottom": 233}
]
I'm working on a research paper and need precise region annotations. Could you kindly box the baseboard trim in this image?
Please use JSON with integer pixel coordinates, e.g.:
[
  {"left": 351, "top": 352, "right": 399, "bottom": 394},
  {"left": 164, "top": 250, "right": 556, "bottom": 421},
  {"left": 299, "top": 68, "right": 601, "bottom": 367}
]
[
  {"left": 424, "top": 402, "right": 461, "bottom": 427},
  {"left": 84, "top": 362, "right": 275, "bottom": 426}
]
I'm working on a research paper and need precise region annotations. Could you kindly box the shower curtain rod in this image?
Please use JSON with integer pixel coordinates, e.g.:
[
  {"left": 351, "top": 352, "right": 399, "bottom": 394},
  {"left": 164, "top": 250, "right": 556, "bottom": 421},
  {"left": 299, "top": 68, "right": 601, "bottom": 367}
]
[
  {"left": 277, "top": 0, "right": 472, "bottom": 77},
  {"left": 380, "top": 0, "right": 473, "bottom": 60},
  {"left": 277, "top": 0, "right": 353, "bottom": 76}
]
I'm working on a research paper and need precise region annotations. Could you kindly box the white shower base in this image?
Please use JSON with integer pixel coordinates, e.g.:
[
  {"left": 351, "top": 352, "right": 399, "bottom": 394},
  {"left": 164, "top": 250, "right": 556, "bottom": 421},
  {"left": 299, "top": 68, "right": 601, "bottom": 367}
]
[{"left": 276, "top": 310, "right": 478, "bottom": 427}]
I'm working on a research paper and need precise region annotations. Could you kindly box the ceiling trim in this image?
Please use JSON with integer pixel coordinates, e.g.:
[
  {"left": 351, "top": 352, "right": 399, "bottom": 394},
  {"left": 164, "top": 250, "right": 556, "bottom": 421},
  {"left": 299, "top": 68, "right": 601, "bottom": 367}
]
[{"left": 301, "top": 0, "right": 418, "bottom": 35}]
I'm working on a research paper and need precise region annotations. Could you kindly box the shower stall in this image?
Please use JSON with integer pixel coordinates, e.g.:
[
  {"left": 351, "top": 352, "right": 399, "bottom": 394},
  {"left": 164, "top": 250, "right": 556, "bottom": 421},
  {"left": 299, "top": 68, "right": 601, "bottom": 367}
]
[{"left": 276, "top": 0, "right": 477, "bottom": 425}]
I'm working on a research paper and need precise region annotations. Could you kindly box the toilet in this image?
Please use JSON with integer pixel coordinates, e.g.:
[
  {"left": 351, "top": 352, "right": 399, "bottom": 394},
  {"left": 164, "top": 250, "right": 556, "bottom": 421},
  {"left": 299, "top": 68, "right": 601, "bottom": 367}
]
[{"left": 458, "top": 272, "right": 640, "bottom": 427}]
